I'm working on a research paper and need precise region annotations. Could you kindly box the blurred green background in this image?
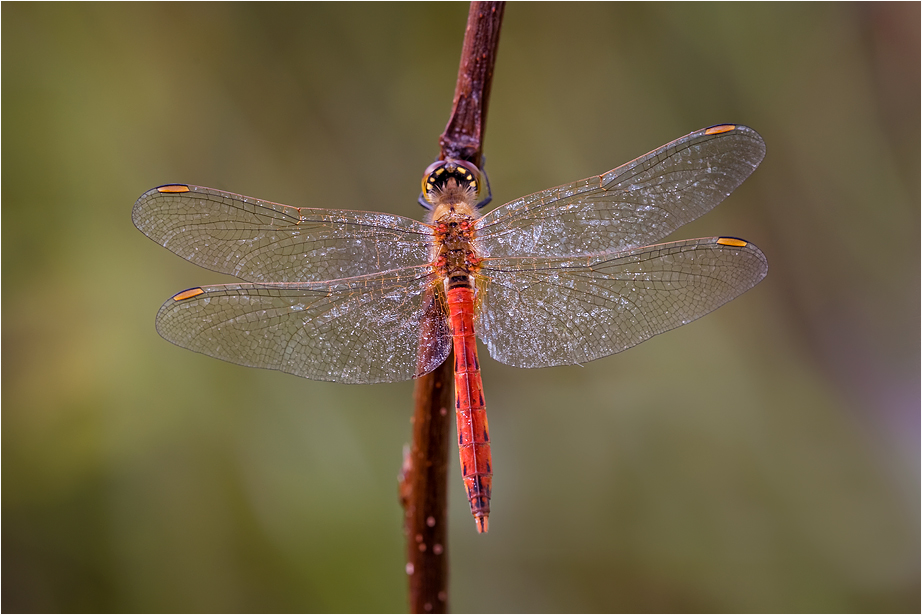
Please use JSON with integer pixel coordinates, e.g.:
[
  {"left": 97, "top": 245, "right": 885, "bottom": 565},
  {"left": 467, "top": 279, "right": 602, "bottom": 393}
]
[{"left": 3, "top": 3, "right": 918, "bottom": 612}]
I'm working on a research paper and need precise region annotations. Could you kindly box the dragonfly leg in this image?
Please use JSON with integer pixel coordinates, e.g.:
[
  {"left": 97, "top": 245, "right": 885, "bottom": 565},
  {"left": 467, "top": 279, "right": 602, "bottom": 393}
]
[{"left": 475, "top": 154, "right": 492, "bottom": 209}]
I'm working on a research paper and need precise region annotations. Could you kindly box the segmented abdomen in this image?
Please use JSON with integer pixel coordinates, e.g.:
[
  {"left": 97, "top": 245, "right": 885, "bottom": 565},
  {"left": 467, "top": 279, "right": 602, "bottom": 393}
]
[{"left": 446, "top": 284, "right": 492, "bottom": 533}]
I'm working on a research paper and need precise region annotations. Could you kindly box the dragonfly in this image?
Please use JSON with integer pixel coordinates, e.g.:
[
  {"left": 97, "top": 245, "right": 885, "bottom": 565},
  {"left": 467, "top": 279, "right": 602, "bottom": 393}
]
[{"left": 133, "top": 124, "right": 768, "bottom": 533}]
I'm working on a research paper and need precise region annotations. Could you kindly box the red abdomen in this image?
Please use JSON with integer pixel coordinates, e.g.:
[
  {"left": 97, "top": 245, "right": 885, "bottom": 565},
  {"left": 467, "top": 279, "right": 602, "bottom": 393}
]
[{"left": 446, "top": 284, "right": 492, "bottom": 533}]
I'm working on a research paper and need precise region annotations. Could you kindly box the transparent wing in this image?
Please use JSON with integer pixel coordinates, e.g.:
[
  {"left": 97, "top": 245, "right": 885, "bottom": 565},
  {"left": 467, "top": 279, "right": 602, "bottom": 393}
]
[
  {"left": 476, "top": 125, "right": 765, "bottom": 258},
  {"left": 475, "top": 237, "right": 768, "bottom": 368},
  {"left": 133, "top": 184, "right": 434, "bottom": 282},
  {"left": 155, "top": 267, "right": 450, "bottom": 384}
]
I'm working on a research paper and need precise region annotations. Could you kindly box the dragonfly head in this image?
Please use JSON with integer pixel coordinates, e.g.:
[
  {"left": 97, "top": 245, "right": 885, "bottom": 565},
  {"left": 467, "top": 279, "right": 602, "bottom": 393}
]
[{"left": 419, "top": 159, "right": 485, "bottom": 211}]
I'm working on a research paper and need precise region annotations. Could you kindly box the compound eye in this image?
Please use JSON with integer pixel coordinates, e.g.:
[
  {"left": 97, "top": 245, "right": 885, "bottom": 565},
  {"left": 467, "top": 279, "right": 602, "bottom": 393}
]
[
  {"left": 453, "top": 160, "right": 482, "bottom": 193},
  {"left": 452, "top": 160, "right": 479, "bottom": 177},
  {"left": 421, "top": 160, "right": 449, "bottom": 200}
]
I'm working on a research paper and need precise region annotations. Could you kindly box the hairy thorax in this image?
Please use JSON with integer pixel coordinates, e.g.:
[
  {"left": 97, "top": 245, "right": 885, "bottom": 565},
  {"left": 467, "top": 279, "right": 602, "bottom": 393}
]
[{"left": 429, "top": 184, "right": 483, "bottom": 285}]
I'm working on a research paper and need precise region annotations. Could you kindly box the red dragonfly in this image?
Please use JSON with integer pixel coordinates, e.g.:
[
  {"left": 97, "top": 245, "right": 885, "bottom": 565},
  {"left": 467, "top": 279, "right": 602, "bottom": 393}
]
[{"left": 133, "top": 124, "right": 768, "bottom": 533}]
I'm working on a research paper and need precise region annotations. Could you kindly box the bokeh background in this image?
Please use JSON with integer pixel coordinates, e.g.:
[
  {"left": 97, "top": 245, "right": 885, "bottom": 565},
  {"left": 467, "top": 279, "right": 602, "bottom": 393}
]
[{"left": 3, "top": 3, "right": 918, "bottom": 612}]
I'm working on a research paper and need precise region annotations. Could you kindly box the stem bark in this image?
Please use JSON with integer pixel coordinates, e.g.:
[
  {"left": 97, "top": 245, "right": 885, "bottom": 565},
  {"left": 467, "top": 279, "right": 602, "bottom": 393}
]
[{"left": 401, "top": 3, "right": 505, "bottom": 612}]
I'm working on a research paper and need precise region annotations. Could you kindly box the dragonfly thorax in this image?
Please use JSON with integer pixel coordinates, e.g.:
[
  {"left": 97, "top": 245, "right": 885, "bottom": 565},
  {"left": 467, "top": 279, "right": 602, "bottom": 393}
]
[{"left": 433, "top": 211, "right": 481, "bottom": 287}]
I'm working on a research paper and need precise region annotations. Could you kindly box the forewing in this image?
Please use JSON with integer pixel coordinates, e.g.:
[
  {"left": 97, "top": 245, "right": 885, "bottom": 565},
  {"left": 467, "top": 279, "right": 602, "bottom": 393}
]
[
  {"left": 476, "top": 125, "right": 765, "bottom": 258},
  {"left": 133, "top": 184, "right": 433, "bottom": 282},
  {"left": 155, "top": 267, "right": 450, "bottom": 384},
  {"left": 476, "top": 237, "right": 767, "bottom": 368}
]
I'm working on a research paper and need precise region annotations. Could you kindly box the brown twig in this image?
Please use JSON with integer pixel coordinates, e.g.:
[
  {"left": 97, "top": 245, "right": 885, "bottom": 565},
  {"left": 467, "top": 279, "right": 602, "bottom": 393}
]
[
  {"left": 439, "top": 2, "right": 505, "bottom": 167},
  {"left": 401, "top": 3, "right": 504, "bottom": 613}
]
